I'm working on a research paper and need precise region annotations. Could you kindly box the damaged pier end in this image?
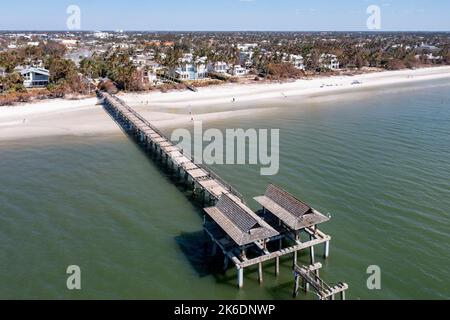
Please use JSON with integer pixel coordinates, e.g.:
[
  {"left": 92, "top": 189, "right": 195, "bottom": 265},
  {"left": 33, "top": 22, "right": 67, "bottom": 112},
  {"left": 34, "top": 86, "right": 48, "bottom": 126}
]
[{"left": 204, "top": 184, "right": 344, "bottom": 294}]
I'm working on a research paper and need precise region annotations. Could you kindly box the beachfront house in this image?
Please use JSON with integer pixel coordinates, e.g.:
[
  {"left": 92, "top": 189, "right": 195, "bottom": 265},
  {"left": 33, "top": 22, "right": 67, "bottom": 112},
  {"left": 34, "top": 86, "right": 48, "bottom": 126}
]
[
  {"left": 425, "top": 53, "right": 443, "bottom": 63},
  {"left": 237, "top": 43, "right": 258, "bottom": 68},
  {"left": 141, "top": 62, "right": 162, "bottom": 86},
  {"left": 239, "top": 51, "right": 254, "bottom": 68},
  {"left": 229, "top": 65, "right": 248, "bottom": 77},
  {"left": 289, "top": 54, "right": 305, "bottom": 70},
  {"left": 172, "top": 63, "right": 208, "bottom": 81},
  {"left": 418, "top": 43, "right": 440, "bottom": 52},
  {"left": 207, "top": 61, "right": 230, "bottom": 74},
  {"left": 320, "top": 54, "right": 340, "bottom": 70},
  {"left": 20, "top": 67, "right": 50, "bottom": 88},
  {"left": 170, "top": 55, "right": 208, "bottom": 81}
]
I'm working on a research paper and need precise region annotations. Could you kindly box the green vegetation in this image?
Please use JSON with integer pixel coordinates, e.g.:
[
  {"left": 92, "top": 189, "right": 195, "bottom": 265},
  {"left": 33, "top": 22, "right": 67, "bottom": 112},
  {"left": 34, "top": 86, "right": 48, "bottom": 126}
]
[
  {"left": 79, "top": 51, "right": 143, "bottom": 91},
  {"left": 0, "top": 41, "right": 90, "bottom": 104}
]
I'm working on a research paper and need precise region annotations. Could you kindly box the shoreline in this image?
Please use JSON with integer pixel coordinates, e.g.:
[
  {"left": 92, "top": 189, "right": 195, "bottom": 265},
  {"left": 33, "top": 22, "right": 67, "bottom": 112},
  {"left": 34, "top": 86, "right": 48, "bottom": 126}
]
[
  {"left": 122, "top": 66, "right": 450, "bottom": 107},
  {"left": 1, "top": 66, "right": 450, "bottom": 143}
]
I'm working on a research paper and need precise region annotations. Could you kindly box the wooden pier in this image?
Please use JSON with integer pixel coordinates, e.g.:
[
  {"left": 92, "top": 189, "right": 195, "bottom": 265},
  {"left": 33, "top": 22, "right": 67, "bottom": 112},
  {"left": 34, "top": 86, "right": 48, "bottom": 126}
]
[{"left": 98, "top": 90, "right": 348, "bottom": 299}]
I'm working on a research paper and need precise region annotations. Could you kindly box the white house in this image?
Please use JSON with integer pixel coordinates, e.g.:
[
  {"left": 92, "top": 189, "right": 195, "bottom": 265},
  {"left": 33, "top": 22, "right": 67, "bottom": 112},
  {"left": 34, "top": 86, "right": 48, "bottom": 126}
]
[
  {"left": 20, "top": 67, "right": 50, "bottom": 88},
  {"left": 55, "top": 39, "right": 79, "bottom": 49},
  {"left": 172, "top": 63, "right": 208, "bottom": 81},
  {"left": 142, "top": 62, "right": 162, "bottom": 85},
  {"left": 229, "top": 65, "right": 248, "bottom": 77},
  {"left": 93, "top": 31, "right": 110, "bottom": 39},
  {"left": 425, "top": 53, "right": 443, "bottom": 62},
  {"left": 320, "top": 54, "right": 340, "bottom": 70},
  {"left": 27, "top": 41, "right": 40, "bottom": 47},
  {"left": 237, "top": 43, "right": 258, "bottom": 52},
  {"left": 207, "top": 61, "right": 229, "bottom": 74},
  {"left": 132, "top": 54, "right": 154, "bottom": 67},
  {"left": 415, "top": 53, "right": 443, "bottom": 63},
  {"left": 289, "top": 54, "right": 305, "bottom": 70},
  {"left": 171, "top": 56, "right": 208, "bottom": 81},
  {"left": 237, "top": 43, "right": 258, "bottom": 68},
  {"left": 418, "top": 43, "right": 440, "bottom": 52},
  {"left": 239, "top": 51, "right": 254, "bottom": 68}
]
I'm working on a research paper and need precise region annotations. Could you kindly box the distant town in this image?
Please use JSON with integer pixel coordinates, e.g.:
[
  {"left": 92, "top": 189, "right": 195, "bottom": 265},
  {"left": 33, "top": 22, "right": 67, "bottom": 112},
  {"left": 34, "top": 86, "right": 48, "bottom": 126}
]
[{"left": 1, "top": 31, "right": 450, "bottom": 105}]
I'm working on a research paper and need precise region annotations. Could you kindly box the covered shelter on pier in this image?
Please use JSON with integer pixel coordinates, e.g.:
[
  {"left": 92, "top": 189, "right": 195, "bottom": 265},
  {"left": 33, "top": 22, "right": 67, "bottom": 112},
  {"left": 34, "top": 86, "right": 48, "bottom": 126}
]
[
  {"left": 204, "top": 194, "right": 279, "bottom": 247},
  {"left": 254, "top": 184, "right": 330, "bottom": 231},
  {"left": 203, "top": 194, "right": 280, "bottom": 288},
  {"left": 254, "top": 184, "right": 331, "bottom": 263}
]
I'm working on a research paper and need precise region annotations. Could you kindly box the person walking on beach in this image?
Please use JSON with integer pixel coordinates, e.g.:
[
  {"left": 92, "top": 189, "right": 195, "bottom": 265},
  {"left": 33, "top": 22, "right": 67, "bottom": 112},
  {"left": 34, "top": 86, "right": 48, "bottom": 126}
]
[{"left": 188, "top": 104, "right": 193, "bottom": 121}]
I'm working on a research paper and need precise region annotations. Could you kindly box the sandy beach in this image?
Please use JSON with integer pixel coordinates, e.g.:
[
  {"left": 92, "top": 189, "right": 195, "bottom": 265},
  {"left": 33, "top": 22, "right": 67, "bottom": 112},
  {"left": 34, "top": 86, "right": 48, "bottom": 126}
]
[{"left": 1, "top": 66, "right": 450, "bottom": 142}]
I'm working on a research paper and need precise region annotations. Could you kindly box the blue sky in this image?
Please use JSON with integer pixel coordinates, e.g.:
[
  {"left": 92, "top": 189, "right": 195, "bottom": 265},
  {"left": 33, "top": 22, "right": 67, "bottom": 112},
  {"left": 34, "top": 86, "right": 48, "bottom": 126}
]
[{"left": 1, "top": 0, "right": 450, "bottom": 31}]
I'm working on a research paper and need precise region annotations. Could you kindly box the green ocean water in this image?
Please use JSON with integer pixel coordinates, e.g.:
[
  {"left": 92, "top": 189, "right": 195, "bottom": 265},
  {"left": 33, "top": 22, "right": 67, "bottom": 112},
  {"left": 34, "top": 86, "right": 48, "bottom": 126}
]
[{"left": 0, "top": 79, "right": 449, "bottom": 299}]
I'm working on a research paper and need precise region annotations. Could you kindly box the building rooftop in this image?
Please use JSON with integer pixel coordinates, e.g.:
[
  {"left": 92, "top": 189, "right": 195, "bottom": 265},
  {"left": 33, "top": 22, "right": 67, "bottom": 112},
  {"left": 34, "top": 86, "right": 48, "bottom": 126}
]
[
  {"left": 20, "top": 67, "right": 49, "bottom": 76},
  {"left": 204, "top": 194, "right": 279, "bottom": 246},
  {"left": 254, "top": 184, "right": 330, "bottom": 231}
]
